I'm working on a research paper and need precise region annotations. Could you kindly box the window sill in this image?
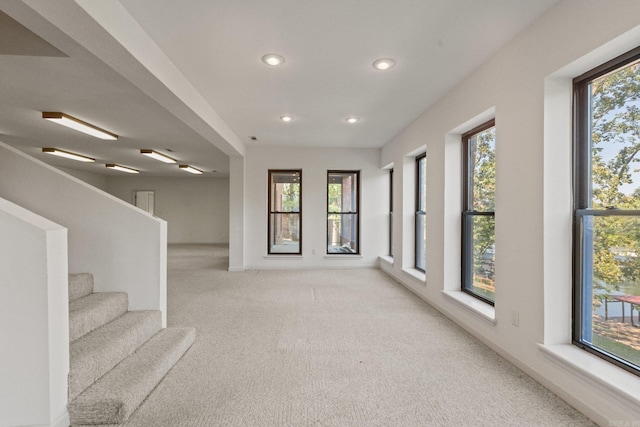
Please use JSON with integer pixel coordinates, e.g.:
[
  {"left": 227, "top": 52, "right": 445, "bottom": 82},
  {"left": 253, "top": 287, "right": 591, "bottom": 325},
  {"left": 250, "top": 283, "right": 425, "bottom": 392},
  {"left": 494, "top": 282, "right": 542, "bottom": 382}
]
[
  {"left": 379, "top": 255, "right": 393, "bottom": 266},
  {"left": 401, "top": 267, "right": 425, "bottom": 284},
  {"left": 324, "top": 254, "right": 363, "bottom": 259},
  {"left": 263, "top": 255, "right": 303, "bottom": 259},
  {"left": 442, "top": 290, "right": 496, "bottom": 325},
  {"left": 538, "top": 343, "right": 640, "bottom": 410}
]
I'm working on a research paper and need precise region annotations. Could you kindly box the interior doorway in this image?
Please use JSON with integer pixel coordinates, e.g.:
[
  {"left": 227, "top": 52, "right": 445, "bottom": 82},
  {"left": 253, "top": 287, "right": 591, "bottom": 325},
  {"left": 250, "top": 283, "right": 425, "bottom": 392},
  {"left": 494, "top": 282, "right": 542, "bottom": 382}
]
[{"left": 133, "top": 190, "right": 155, "bottom": 215}]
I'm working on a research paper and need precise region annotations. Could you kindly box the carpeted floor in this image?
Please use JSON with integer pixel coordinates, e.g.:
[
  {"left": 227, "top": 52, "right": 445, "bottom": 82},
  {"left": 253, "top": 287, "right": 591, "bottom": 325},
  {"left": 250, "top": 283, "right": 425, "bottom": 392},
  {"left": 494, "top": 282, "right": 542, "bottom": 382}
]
[{"left": 123, "top": 244, "right": 594, "bottom": 426}]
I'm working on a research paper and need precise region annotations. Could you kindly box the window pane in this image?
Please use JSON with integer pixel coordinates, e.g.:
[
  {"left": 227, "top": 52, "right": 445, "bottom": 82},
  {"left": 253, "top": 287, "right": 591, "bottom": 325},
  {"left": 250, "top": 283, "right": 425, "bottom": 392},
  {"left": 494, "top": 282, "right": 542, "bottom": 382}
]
[
  {"left": 574, "top": 48, "right": 640, "bottom": 375},
  {"left": 416, "top": 155, "right": 426, "bottom": 271},
  {"left": 327, "top": 213, "right": 358, "bottom": 253},
  {"left": 270, "top": 171, "right": 300, "bottom": 212},
  {"left": 269, "top": 213, "right": 300, "bottom": 253},
  {"left": 416, "top": 212, "right": 426, "bottom": 271},
  {"left": 463, "top": 214, "right": 495, "bottom": 303},
  {"left": 589, "top": 59, "right": 640, "bottom": 209},
  {"left": 418, "top": 156, "right": 426, "bottom": 212},
  {"left": 389, "top": 169, "right": 394, "bottom": 257},
  {"left": 462, "top": 121, "right": 495, "bottom": 305},
  {"left": 269, "top": 170, "right": 301, "bottom": 255},
  {"left": 580, "top": 215, "right": 640, "bottom": 369},
  {"left": 469, "top": 127, "right": 495, "bottom": 212},
  {"left": 327, "top": 171, "right": 359, "bottom": 255},
  {"left": 328, "top": 172, "right": 357, "bottom": 213}
]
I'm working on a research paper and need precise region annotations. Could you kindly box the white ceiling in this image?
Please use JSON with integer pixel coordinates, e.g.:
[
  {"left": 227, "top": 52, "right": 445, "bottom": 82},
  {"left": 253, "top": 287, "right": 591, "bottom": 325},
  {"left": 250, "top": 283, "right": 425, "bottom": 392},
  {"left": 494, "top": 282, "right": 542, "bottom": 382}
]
[{"left": 0, "top": 0, "right": 561, "bottom": 177}]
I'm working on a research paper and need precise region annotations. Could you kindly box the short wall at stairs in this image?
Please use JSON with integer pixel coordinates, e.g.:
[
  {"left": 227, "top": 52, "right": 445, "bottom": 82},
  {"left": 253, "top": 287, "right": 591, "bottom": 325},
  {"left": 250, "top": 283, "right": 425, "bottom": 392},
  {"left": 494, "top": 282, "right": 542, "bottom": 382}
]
[
  {"left": 0, "top": 197, "right": 69, "bottom": 427},
  {"left": 0, "top": 142, "right": 168, "bottom": 326}
]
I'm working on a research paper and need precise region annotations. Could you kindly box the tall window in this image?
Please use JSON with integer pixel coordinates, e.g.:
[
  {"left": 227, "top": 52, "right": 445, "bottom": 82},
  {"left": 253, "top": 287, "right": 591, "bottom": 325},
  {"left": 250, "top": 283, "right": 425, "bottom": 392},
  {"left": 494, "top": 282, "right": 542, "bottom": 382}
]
[
  {"left": 462, "top": 120, "right": 495, "bottom": 304},
  {"left": 268, "top": 170, "right": 301, "bottom": 254},
  {"left": 327, "top": 171, "right": 359, "bottom": 254},
  {"left": 574, "top": 47, "right": 640, "bottom": 375},
  {"left": 389, "top": 168, "right": 394, "bottom": 257},
  {"left": 416, "top": 154, "right": 426, "bottom": 271}
]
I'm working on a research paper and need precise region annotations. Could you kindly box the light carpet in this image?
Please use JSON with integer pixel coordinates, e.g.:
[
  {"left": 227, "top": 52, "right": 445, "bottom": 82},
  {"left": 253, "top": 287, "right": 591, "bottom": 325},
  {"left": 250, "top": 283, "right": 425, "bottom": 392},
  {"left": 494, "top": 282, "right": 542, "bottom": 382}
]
[{"left": 124, "top": 244, "right": 594, "bottom": 426}]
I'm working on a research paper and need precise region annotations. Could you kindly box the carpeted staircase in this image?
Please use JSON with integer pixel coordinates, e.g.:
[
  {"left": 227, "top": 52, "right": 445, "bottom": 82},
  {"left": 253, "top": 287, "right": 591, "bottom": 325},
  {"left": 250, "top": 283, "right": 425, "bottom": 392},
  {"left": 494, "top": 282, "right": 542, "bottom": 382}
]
[{"left": 67, "top": 273, "right": 195, "bottom": 426}]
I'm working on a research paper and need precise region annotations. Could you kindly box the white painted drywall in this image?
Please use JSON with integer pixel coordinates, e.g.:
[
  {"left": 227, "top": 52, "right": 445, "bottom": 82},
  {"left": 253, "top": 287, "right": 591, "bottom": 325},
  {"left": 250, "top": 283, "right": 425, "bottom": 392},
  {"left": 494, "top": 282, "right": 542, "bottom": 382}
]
[
  {"left": 0, "top": 197, "right": 69, "bottom": 427},
  {"left": 380, "top": 0, "right": 640, "bottom": 424},
  {"left": 244, "top": 146, "right": 387, "bottom": 269},
  {"left": 57, "top": 167, "right": 109, "bottom": 191},
  {"left": 106, "top": 176, "right": 229, "bottom": 244},
  {"left": 0, "top": 142, "right": 168, "bottom": 326},
  {"left": 229, "top": 155, "right": 245, "bottom": 271}
]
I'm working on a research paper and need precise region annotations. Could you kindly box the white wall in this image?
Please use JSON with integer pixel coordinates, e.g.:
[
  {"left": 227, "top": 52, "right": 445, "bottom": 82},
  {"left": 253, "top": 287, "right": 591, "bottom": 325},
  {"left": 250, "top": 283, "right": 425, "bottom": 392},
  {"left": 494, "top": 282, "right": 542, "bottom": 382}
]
[
  {"left": 244, "top": 146, "right": 387, "bottom": 269},
  {"left": 0, "top": 142, "right": 168, "bottom": 325},
  {"left": 0, "top": 197, "right": 69, "bottom": 427},
  {"left": 106, "top": 176, "right": 229, "bottom": 244},
  {"left": 380, "top": 0, "right": 640, "bottom": 424},
  {"left": 57, "top": 167, "right": 109, "bottom": 191},
  {"left": 229, "top": 156, "right": 245, "bottom": 271}
]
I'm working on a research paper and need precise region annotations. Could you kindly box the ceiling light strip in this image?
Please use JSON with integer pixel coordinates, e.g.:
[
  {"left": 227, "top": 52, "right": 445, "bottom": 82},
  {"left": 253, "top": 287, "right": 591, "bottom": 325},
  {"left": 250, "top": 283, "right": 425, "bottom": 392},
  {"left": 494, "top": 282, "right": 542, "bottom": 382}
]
[
  {"left": 179, "top": 165, "right": 203, "bottom": 175},
  {"left": 42, "top": 112, "right": 118, "bottom": 140},
  {"left": 140, "top": 149, "right": 176, "bottom": 163},
  {"left": 42, "top": 147, "right": 95, "bottom": 163},
  {"left": 106, "top": 163, "right": 139, "bottom": 174}
]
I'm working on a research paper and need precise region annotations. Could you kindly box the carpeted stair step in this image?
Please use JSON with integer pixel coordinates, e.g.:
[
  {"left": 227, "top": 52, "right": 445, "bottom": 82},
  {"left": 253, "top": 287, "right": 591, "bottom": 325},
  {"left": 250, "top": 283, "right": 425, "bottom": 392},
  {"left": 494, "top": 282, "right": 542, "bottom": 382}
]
[
  {"left": 69, "top": 310, "right": 162, "bottom": 401},
  {"left": 69, "top": 292, "right": 128, "bottom": 341},
  {"left": 69, "top": 273, "right": 94, "bottom": 302},
  {"left": 69, "top": 327, "right": 196, "bottom": 426}
]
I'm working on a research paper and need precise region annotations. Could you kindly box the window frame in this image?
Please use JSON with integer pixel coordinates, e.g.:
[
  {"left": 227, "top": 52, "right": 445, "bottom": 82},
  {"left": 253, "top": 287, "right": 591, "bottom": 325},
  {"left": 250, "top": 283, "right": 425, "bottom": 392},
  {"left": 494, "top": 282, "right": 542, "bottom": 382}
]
[
  {"left": 267, "top": 169, "right": 302, "bottom": 255},
  {"left": 461, "top": 119, "right": 496, "bottom": 306},
  {"left": 326, "top": 170, "right": 360, "bottom": 255},
  {"left": 415, "top": 154, "right": 426, "bottom": 272},
  {"left": 572, "top": 46, "right": 640, "bottom": 376}
]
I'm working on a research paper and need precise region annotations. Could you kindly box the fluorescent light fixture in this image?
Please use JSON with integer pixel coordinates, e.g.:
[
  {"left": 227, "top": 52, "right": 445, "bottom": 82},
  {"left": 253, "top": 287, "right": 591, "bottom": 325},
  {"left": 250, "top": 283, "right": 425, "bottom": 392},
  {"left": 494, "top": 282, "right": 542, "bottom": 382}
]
[
  {"left": 140, "top": 149, "right": 176, "bottom": 163},
  {"left": 280, "top": 115, "right": 293, "bottom": 122},
  {"left": 372, "top": 58, "right": 395, "bottom": 70},
  {"left": 179, "top": 165, "right": 203, "bottom": 175},
  {"left": 42, "top": 147, "right": 95, "bottom": 163},
  {"left": 42, "top": 112, "right": 118, "bottom": 140},
  {"left": 345, "top": 117, "right": 359, "bottom": 124},
  {"left": 106, "top": 164, "right": 139, "bottom": 174},
  {"left": 262, "top": 53, "right": 285, "bottom": 66}
]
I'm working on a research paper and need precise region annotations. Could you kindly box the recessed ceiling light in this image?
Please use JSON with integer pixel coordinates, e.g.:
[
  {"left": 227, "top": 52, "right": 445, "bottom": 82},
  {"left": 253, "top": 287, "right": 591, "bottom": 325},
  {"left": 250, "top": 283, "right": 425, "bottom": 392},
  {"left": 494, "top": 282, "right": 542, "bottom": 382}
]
[
  {"left": 373, "top": 58, "right": 396, "bottom": 71},
  {"left": 280, "top": 115, "right": 293, "bottom": 122},
  {"left": 346, "top": 117, "right": 359, "bottom": 124},
  {"left": 140, "top": 149, "right": 176, "bottom": 163},
  {"left": 106, "top": 164, "right": 139, "bottom": 174},
  {"left": 262, "top": 53, "right": 285, "bottom": 66},
  {"left": 42, "top": 147, "right": 95, "bottom": 163},
  {"left": 42, "top": 112, "right": 118, "bottom": 140},
  {"left": 179, "top": 165, "right": 204, "bottom": 175}
]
